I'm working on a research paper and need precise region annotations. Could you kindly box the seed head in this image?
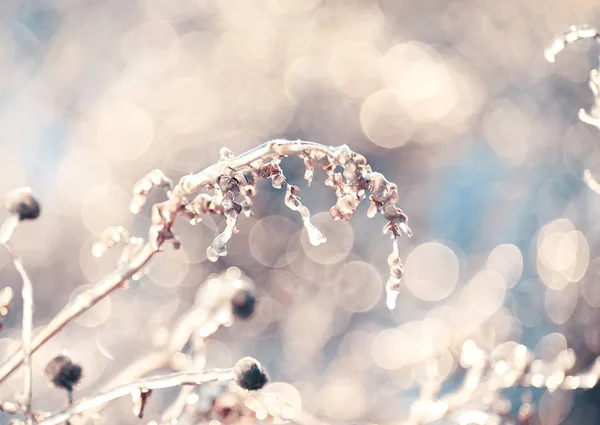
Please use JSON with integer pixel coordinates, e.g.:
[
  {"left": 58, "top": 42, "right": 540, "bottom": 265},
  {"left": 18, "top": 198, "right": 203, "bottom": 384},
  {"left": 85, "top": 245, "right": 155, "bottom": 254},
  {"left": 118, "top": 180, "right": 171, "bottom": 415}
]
[
  {"left": 44, "top": 354, "right": 82, "bottom": 392},
  {"left": 233, "top": 357, "right": 269, "bottom": 391},
  {"left": 231, "top": 288, "right": 256, "bottom": 320},
  {"left": 5, "top": 187, "right": 40, "bottom": 221}
]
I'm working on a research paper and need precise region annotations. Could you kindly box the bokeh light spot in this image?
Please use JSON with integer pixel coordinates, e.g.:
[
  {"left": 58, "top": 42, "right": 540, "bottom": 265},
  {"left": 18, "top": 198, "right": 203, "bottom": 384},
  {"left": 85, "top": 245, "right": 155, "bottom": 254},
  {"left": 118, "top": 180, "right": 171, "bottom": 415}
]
[{"left": 404, "top": 242, "right": 460, "bottom": 301}]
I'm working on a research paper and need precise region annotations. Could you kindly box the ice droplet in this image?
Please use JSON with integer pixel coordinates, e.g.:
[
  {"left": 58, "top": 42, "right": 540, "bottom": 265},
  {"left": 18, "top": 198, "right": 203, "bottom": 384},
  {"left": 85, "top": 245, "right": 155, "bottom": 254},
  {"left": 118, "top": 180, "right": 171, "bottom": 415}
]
[
  {"left": 367, "top": 200, "right": 377, "bottom": 218},
  {"left": 385, "top": 239, "right": 402, "bottom": 309},
  {"left": 206, "top": 245, "right": 222, "bottom": 262},
  {"left": 386, "top": 285, "right": 399, "bottom": 310},
  {"left": 304, "top": 167, "right": 314, "bottom": 187},
  {"left": 284, "top": 184, "right": 327, "bottom": 246},
  {"left": 579, "top": 108, "right": 600, "bottom": 129},
  {"left": 206, "top": 214, "right": 237, "bottom": 262},
  {"left": 399, "top": 221, "right": 412, "bottom": 237},
  {"left": 303, "top": 218, "right": 327, "bottom": 246},
  {"left": 92, "top": 243, "right": 106, "bottom": 258},
  {"left": 130, "top": 198, "right": 144, "bottom": 215}
]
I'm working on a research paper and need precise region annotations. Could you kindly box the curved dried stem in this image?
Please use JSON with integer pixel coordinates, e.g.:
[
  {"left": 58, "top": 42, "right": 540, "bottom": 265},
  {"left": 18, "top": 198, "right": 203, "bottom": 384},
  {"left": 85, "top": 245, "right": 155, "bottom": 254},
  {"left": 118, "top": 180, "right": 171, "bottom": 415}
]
[{"left": 38, "top": 368, "right": 235, "bottom": 425}]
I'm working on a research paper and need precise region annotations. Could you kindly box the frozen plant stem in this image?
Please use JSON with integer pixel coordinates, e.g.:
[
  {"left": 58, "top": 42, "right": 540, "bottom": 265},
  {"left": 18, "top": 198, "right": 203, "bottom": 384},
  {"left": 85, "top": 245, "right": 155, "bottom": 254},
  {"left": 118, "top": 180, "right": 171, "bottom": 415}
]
[
  {"left": 0, "top": 188, "right": 40, "bottom": 423},
  {"left": 38, "top": 368, "right": 236, "bottom": 425},
  {"left": 0, "top": 139, "right": 411, "bottom": 385},
  {"left": 545, "top": 25, "right": 600, "bottom": 188},
  {"left": 3, "top": 242, "right": 34, "bottom": 425}
]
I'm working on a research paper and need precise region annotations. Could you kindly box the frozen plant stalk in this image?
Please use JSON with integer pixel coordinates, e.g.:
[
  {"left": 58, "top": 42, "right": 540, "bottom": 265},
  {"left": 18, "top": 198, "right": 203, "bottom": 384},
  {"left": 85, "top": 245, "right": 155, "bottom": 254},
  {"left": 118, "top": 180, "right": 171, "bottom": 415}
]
[{"left": 0, "top": 139, "right": 412, "bottom": 385}]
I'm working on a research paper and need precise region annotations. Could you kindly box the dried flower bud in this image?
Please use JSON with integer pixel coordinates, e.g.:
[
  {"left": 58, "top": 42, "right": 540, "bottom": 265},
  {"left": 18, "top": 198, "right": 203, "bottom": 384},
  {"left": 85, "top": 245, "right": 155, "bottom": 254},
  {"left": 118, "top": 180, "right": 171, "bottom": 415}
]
[
  {"left": 5, "top": 188, "right": 40, "bottom": 221},
  {"left": 44, "top": 354, "right": 82, "bottom": 392},
  {"left": 231, "top": 288, "right": 256, "bottom": 320},
  {"left": 233, "top": 357, "right": 269, "bottom": 391}
]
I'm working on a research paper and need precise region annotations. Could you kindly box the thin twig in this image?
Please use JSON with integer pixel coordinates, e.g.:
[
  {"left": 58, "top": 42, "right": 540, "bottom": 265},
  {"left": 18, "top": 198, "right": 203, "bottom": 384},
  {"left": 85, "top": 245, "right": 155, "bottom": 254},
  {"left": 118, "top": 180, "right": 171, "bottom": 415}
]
[
  {"left": 159, "top": 330, "right": 208, "bottom": 424},
  {"left": 38, "top": 368, "right": 235, "bottom": 425},
  {"left": 3, "top": 242, "right": 34, "bottom": 425},
  {"left": 0, "top": 243, "right": 158, "bottom": 384},
  {"left": 72, "top": 274, "right": 243, "bottom": 425}
]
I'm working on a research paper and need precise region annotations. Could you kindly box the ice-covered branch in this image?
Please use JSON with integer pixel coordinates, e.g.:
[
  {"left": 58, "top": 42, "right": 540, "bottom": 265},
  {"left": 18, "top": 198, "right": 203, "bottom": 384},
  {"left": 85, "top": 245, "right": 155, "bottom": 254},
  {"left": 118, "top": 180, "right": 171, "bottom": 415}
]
[
  {"left": 545, "top": 25, "right": 600, "bottom": 130},
  {"left": 0, "top": 139, "right": 411, "bottom": 385},
  {"left": 401, "top": 339, "right": 600, "bottom": 425},
  {"left": 163, "top": 139, "right": 411, "bottom": 309},
  {"left": 40, "top": 358, "right": 267, "bottom": 425},
  {"left": 0, "top": 243, "right": 158, "bottom": 384}
]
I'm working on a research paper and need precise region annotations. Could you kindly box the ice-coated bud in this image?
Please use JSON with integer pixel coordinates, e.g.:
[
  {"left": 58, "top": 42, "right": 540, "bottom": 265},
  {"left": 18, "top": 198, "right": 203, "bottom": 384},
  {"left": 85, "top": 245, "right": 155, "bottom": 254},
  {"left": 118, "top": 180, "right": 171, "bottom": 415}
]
[
  {"left": 231, "top": 288, "right": 256, "bottom": 320},
  {"left": 233, "top": 357, "right": 269, "bottom": 391},
  {"left": 44, "top": 354, "right": 82, "bottom": 392},
  {"left": 5, "top": 187, "right": 40, "bottom": 221}
]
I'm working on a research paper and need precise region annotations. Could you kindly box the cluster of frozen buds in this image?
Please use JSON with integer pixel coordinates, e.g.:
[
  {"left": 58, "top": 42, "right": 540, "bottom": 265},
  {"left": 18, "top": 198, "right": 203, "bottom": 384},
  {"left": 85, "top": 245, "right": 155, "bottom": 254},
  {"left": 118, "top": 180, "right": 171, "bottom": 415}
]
[{"left": 128, "top": 140, "right": 411, "bottom": 309}]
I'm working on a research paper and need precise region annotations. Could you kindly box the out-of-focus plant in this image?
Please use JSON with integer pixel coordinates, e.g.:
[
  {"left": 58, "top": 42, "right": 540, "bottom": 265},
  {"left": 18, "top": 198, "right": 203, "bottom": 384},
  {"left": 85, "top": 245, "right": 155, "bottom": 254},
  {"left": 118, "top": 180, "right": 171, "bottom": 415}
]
[{"left": 545, "top": 25, "right": 600, "bottom": 194}]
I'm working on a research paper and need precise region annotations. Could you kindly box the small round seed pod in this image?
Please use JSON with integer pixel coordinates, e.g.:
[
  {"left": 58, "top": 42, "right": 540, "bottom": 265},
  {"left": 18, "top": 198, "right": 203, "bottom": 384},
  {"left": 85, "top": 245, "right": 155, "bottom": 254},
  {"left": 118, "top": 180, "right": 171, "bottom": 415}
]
[
  {"left": 44, "top": 354, "right": 82, "bottom": 392},
  {"left": 5, "top": 187, "right": 40, "bottom": 221},
  {"left": 233, "top": 357, "right": 268, "bottom": 391},
  {"left": 230, "top": 288, "right": 256, "bottom": 320}
]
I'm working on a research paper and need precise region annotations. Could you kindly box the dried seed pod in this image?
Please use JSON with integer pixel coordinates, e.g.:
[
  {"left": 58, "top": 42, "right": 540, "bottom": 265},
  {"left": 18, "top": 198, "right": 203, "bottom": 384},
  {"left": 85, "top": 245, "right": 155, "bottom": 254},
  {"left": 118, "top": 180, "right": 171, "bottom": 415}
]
[
  {"left": 44, "top": 354, "right": 82, "bottom": 392},
  {"left": 5, "top": 188, "right": 40, "bottom": 221},
  {"left": 233, "top": 357, "right": 269, "bottom": 391},
  {"left": 231, "top": 288, "right": 257, "bottom": 320}
]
